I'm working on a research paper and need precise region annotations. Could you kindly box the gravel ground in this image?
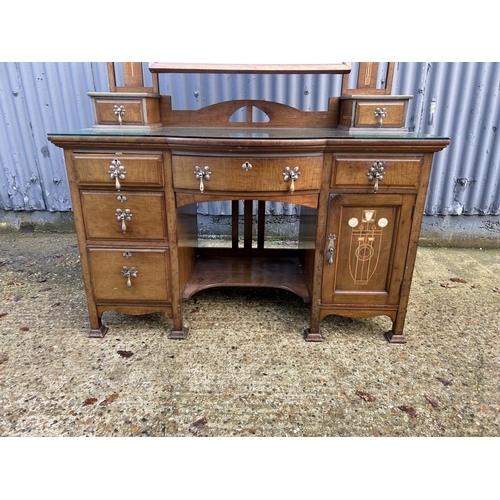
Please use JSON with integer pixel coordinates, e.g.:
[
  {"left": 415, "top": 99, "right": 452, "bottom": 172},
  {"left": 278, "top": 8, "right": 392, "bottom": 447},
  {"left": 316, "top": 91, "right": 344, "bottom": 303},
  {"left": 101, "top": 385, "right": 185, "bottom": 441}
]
[
  {"left": 0, "top": 233, "right": 500, "bottom": 500},
  {"left": 1, "top": 233, "right": 499, "bottom": 439}
]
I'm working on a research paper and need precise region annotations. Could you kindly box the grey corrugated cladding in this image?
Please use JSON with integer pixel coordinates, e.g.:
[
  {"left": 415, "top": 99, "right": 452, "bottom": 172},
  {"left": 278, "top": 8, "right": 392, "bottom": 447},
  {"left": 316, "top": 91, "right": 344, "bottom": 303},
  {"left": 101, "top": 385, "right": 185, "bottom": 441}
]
[
  {"left": 0, "top": 62, "right": 498, "bottom": 215},
  {"left": 0, "top": 62, "right": 109, "bottom": 211},
  {"left": 394, "top": 62, "right": 500, "bottom": 215}
]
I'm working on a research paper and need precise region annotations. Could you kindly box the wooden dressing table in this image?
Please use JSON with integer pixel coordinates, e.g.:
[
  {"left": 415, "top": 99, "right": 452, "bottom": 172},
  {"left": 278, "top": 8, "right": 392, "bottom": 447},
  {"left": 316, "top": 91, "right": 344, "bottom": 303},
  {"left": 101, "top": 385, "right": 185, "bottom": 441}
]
[{"left": 48, "top": 62, "right": 449, "bottom": 343}]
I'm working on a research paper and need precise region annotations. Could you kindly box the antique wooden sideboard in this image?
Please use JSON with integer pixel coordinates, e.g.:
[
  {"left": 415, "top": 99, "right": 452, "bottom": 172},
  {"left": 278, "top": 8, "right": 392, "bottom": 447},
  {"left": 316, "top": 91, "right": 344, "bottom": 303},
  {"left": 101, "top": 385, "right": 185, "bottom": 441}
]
[{"left": 48, "top": 62, "right": 449, "bottom": 343}]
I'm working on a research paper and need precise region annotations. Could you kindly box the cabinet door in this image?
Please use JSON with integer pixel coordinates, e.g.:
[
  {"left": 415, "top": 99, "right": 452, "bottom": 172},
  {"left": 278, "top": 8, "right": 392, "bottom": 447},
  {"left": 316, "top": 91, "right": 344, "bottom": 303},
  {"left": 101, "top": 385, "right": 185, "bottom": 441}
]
[{"left": 321, "top": 193, "right": 414, "bottom": 306}]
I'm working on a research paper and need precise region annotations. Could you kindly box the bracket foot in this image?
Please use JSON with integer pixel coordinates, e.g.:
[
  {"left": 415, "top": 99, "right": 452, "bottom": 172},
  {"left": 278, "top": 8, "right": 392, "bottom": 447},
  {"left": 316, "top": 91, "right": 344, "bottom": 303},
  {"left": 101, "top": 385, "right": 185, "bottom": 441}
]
[
  {"left": 385, "top": 330, "right": 407, "bottom": 344},
  {"left": 304, "top": 328, "right": 324, "bottom": 342},
  {"left": 169, "top": 327, "right": 189, "bottom": 340},
  {"left": 88, "top": 325, "right": 108, "bottom": 338}
]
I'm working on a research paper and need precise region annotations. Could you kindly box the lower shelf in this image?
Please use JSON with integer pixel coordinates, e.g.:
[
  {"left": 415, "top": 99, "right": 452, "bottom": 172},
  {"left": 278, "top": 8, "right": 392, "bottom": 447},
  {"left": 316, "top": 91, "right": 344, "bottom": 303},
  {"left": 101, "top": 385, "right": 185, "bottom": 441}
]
[{"left": 182, "top": 255, "right": 311, "bottom": 302}]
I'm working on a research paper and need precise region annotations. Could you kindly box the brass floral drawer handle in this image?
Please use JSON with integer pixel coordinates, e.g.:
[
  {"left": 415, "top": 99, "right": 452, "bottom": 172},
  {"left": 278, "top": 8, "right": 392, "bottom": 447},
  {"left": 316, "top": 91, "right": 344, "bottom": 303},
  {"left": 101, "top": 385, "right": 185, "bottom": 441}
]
[
  {"left": 367, "top": 161, "right": 385, "bottom": 193},
  {"left": 374, "top": 107, "right": 387, "bottom": 127},
  {"left": 114, "top": 105, "right": 125, "bottom": 125},
  {"left": 121, "top": 266, "right": 137, "bottom": 288},
  {"left": 283, "top": 166, "right": 300, "bottom": 193},
  {"left": 108, "top": 159, "right": 126, "bottom": 190},
  {"left": 326, "top": 234, "right": 337, "bottom": 265},
  {"left": 194, "top": 165, "right": 212, "bottom": 193},
  {"left": 115, "top": 208, "right": 133, "bottom": 232}
]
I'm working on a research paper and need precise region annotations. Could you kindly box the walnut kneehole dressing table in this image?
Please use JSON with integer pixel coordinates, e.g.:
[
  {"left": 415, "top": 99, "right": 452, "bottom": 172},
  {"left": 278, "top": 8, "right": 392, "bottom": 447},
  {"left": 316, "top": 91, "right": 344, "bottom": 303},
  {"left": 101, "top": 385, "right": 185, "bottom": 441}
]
[{"left": 48, "top": 62, "right": 449, "bottom": 343}]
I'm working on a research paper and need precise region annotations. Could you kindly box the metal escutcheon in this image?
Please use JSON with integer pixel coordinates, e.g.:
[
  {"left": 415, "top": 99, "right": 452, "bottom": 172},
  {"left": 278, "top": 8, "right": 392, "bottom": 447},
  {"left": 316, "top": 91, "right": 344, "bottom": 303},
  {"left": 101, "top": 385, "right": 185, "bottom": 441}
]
[
  {"left": 115, "top": 208, "right": 133, "bottom": 232},
  {"left": 374, "top": 107, "right": 387, "bottom": 127},
  {"left": 367, "top": 161, "right": 385, "bottom": 193},
  {"left": 114, "top": 105, "right": 125, "bottom": 125},
  {"left": 326, "top": 234, "right": 337, "bottom": 265},
  {"left": 121, "top": 266, "right": 137, "bottom": 288},
  {"left": 109, "top": 159, "right": 126, "bottom": 190},
  {"left": 194, "top": 165, "right": 212, "bottom": 193},
  {"left": 283, "top": 166, "right": 300, "bottom": 193}
]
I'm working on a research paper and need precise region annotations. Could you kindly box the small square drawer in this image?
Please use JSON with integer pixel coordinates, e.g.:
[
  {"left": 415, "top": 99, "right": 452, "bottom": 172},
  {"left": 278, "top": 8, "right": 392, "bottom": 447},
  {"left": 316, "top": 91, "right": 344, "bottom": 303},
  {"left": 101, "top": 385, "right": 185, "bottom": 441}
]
[
  {"left": 88, "top": 248, "right": 171, "bottom": 302},
  {"left": 80, "top": 191, "right": 167, "bottom": 240},
  {"left": 95, "top": 99, "right": 145, "bottom": 125},
  {"left": 332, "top": 155, "right": 422, "bottom": 191},
  {"left": 72, "top": 153, "right": 164, "bottom": 187},
  {"left": 339, "top": 95, "right": 411, "bottom": 131},
  {"left": 355, "top": 101, "right": 407, "bottom": 128},
  {"left": 89, "top": 93, "right": 161, "bottom": 127},
  {"left": 172, "top": 155, "right": 323, "bottom": 193}
]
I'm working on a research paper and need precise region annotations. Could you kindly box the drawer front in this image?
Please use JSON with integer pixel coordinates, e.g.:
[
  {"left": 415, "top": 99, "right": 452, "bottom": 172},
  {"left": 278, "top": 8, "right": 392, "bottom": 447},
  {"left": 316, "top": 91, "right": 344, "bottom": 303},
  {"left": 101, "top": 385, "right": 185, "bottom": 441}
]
[
  {"left": 89, "top": 248, "right": 171, "bottom": 302},
  {"left": 81, "top": 191, "right": 167, "bottom": 240},
  {"left": 72, "top": 153, "right": 163, "bottom": 187},
  {"left": 172, "top": 156, "right": 323, "bottom": 193},
  {"left": 355, "top": 101, "right": 406, "bottom": 128},
  {"left": 332, "top": 155, "right": 422, "bottom": 191},
  {"left": 94, "top": 99, "right": 144, "bottom": 125}
]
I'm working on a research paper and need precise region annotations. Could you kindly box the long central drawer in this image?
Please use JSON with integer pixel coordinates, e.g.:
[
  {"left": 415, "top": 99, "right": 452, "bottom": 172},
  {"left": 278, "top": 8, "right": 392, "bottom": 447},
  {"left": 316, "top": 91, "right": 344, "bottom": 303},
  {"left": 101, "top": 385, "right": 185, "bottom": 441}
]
[{"left": 172, "top": 155, "right": 323, "bottom": 193}]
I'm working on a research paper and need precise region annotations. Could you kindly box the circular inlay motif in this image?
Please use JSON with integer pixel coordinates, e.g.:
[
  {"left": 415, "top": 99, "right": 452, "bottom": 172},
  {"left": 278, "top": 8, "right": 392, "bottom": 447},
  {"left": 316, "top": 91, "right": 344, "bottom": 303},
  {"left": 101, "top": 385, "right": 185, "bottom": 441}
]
[
  {"left": 348, "top": 217, "right": 359, "bottom": 227},
  {"left": 378, "top": 218, "right": 389, "bottom": 228},
  {"left": 355, "top": 243, "right": 375, "bottom": 261}
]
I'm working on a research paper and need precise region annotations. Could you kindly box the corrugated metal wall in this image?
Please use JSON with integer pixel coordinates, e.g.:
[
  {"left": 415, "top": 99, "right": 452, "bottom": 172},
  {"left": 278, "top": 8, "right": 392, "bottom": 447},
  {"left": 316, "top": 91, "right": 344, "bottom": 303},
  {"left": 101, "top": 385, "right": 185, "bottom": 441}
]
[
  {"left": 0, "top": 62, "right": 110, "bottom": 211},
  {"left": 394, "top": 62, "right": 500, "bottom": 215},
  {"left": 1, "top": 62, "right": 499, "bottom": 216}
]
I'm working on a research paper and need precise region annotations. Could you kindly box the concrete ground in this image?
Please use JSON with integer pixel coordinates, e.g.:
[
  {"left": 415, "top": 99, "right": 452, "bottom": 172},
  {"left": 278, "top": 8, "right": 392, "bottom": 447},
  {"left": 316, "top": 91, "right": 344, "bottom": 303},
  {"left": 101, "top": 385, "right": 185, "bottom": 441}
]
[{"left": 0, "top": 232, "right": 499, "bottom": 437}]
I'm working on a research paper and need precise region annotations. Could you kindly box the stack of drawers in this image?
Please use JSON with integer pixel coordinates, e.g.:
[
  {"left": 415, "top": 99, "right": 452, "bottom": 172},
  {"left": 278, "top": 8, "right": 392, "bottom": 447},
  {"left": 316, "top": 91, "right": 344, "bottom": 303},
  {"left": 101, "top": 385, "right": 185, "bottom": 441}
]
[{"left": 68, "top": 151, "right": 171, "bottom": 336}]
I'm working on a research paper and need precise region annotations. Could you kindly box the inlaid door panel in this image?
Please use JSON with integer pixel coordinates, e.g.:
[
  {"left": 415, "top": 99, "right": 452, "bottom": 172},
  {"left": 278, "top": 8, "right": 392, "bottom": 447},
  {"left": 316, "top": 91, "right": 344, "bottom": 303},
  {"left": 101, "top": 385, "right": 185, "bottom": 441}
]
[{"left": 322, "top": 193, "right": 415, "bottom": 305}]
